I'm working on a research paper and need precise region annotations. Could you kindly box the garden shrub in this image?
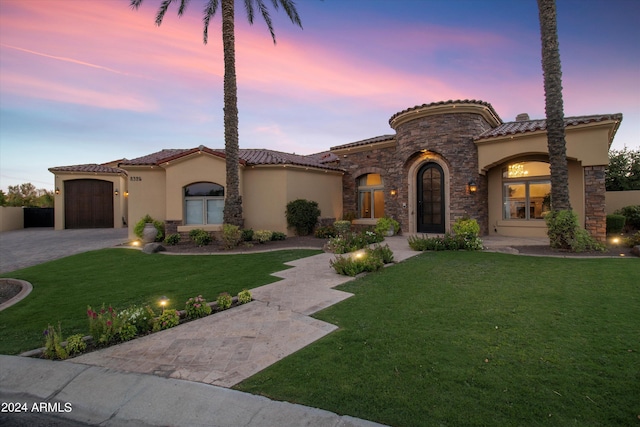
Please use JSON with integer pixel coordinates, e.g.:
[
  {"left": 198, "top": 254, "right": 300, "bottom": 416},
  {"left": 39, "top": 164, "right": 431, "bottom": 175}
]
[
  {"left": 87, "top": 305, "right": 121, "bottom": 346},
  {"left": 217, "top": 292, "right": 232, "bottom": 310},
  {"left": 374, "top": 217, "right": 400, "bottom": 236},
  {"left": 65, "top": 334, "right": 87, "bottom": 356},
  {"left": 254, "top": 230, "right": 273, "bottom": 243},
  {"left": 271, "top": 231, "right": 287, "bottom": 241},
  {"left": 615, "top": 205, "right": 640, "bottom": 230},
  {"left": 325, "top": 230, "right": 383, "bottom": 254},
  {"left": 222, "top": 224, "right": 242, "bottom": 249},
  {"left": 545, "top": 209, "right": 605, "bottom": 252},
  {"left": 120, "top": 305, "right": 155, "bottom": 335},
  {"left": 369, "top": 244, "right": 395, "bottom": 264},
  {"left": 185, "top": 295, "right": 212, "bottom": 319},
  {"left": 452, "top": 217, "right": 480, "bottom": 237},
  {"left": 241, "top": 228, "right": 254, "bottom": 242},
  {"left": 329, "top": 245, "right": 393, "bottom": 276},
  {"left": 134, "top": 214, "right": 165, "bottom": 242},
  {"left": 333, "top": 220, "right": 352, "bottom": 236},
  {"left": 606, "top": 214, "right": 626, "bottom": 234},
  {"left": 189, "top": 229, "right": 211, "bottom": 246},
  {"left": 164, "top": 233, "right": 181, "bottom": 246},
  {"left": 624, "top": 230, "right": 640, "bottom": 247},
  {"left": 43, "top": 323, "right": 68, "bottom": 360},
  {"left": 315, "top": 225, "right": 337, "bottom": 238},
  {"left": 153, "top": 309, "right": 180, "bottom": 331},
  {"left": 285, "top": 199, "right": 320, "bottom": 236},
  {"left": 408, "top": 232, "right": 482, "bottom": 251},
  {"left": 329, "top": 255, "right": 366, "bottom": 277},
  {"left": 237, "top": 289, "right": 252, "bottom": 304}
]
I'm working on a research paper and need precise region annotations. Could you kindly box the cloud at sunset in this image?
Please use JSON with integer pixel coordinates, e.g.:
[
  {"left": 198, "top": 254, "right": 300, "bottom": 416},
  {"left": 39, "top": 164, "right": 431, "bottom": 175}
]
[{"left": 0, "top": 0, "right": 638, "bottom": 190}]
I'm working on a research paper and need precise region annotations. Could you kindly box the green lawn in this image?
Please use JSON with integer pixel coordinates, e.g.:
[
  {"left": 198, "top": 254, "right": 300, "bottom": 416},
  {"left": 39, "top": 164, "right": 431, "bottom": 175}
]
[
  {"left": 0, "top": 248, "right": 321, "bottom": 355},
  {"left": 236, "top": 252, "right": 640, "bottom": 427}
]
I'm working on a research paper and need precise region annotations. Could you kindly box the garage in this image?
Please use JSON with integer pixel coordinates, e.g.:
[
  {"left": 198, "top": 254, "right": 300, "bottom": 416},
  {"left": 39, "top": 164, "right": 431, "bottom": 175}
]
[{"left": 64, "top": 179, "right": 114, "bottom": 229}]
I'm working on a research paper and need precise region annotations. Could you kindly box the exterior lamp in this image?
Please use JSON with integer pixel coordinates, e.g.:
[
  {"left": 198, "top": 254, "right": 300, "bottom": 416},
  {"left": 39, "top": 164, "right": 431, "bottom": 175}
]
[
  {"left": 55, "top": 187, "right": 60, "bottom": 195},
  {"left": 159, "top": 296, "right": 169, "bottom": 313},
  {"left": 468, "top": 180, "right": 478, "bottom": 194},
  {"left": 390, "top": 189, "right": 397, "bottom": 196},
  {"left": 114, "top": 188, "right": 119, "bottom": 196}
]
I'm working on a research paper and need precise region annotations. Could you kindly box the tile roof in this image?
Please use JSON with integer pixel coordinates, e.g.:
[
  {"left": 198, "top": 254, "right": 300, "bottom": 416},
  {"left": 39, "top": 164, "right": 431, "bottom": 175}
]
[
  {"left": 389, "top": 99, "right": 502, "bottom": 126},
  {"left": 119, "top": 146, "right": 343, "bottom": 171},
  {"left": 476, "top": 113, "right": 623, "bottom": 140},
  {"left": 330, "top": 134, "right": 396, "bottom": 151},
  {"left": 49, "top": 163, "right": 127, "bottom": 174}
]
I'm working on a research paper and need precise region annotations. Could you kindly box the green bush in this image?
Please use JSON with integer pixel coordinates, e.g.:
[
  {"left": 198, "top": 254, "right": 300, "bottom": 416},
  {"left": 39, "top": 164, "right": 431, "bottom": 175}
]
[
  {"left": 374, "top": 217, "right": 400, "bottom": 236},
  {"left": 606, "top": 214, "right": 626, "bottom": 234},
  {"left": 254, "top": 230, "right": 273, "bottom": 243},
  {"left": 333, "top": 220, "right": 352, "bottom": 236},
  {"left": 43, "top": 323, "right": 68, "bottom": 360},
  {"left": 624, "top": 231, "right": 640, "bottom": 247},
  {"left": 133, "top": 214, "right": 165, "bottom": 242},
  {"left": 329, "top": 245, "right": 392, "bottom": 276},
  {"left": 408, "top": 232, "right": 483, "bottom": 251},
  {"left": 452, "top": 217, "right": 480, "bottom": 237},
  {"left": 222, "top": 224, "right": 242, "bottom": 249},
  {"left": 65, "top": 334, "right": 87, "bottom": 356},
  {"left": 154, "top": 309, "right": 180, "bottom": 331},
  {"left": 237, "top": 289, "right": 252, "bottom": 304},
  {"left": 325, "top": 230, "right": 383, "bottom": 254},
  {"left": 285, "top": 199, "right": 321, "bottom": 236},
  {"left": 217, "top": 292, "right": 232, "bottom": 310},
  {"left": 189, "top": 229, "right": 211, "bottom": 246},
  {"left": 185, "top": 295, "right": 212, "bottom": 319},
  {"left": 271, "top": 231, "right": 287, "bottom": 241},
  {"left": 164, "top": 233, "right": 181, "bottom": 246},
  {"left": 615, "top": 205, "right": 640, "bottom": 230},
  {"left": 545, "top": 209, "right": 605, "bottom": 252},
  {"left": 241, "top": 228, "right": 254, "bottom": 242},
  {"left": 369, "top": 244, "right": 394, "bottom": 264},
  {"left": 315, "top": 225, "right": 337, "bottom": 238}
]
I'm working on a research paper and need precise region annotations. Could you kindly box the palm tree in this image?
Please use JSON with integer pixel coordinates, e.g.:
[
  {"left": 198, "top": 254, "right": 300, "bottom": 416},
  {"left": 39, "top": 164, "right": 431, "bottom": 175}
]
[
  {"left": 537, "top": 0, "right": 571, "bottom": 211},
  {"left": 131, "top": 0, "right": 303, "bottom": 226}
]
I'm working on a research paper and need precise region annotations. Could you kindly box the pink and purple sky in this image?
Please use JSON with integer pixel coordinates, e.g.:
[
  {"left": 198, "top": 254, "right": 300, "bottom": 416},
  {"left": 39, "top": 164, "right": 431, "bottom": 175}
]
[{"left": 1, "top": 0, "right": 639, "bottom": 191}]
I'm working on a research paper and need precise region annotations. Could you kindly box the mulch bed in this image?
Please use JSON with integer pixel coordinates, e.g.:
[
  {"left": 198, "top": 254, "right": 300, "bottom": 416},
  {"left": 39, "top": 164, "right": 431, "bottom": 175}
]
[
  {"left": 512, "top": 245, "right": 634, "bottom": 257},
  {"left": 0, "top": 280, "right": 22, "bottom": 305},
  {"left": 162, "top": 235, "right": 329, "bottom": 254}
]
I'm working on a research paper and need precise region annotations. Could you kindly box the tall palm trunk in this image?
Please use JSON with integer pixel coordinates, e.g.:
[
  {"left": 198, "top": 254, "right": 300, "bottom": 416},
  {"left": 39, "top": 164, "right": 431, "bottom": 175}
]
[
  {"left": 221, "top": 0, "right": 243, "bottom": 226},
  {"left": 538, "top": 0, "right": 571, "bottom": 211}
]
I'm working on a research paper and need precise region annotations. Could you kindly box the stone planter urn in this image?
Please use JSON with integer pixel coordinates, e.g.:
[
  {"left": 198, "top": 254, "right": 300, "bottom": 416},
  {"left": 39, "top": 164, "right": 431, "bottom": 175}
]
[{"left": 142, "top": 223, "right": 157, "bottom": 244}]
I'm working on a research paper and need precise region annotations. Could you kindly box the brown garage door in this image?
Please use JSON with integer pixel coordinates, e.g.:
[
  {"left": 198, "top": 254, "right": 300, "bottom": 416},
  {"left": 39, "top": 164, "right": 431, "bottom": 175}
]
[{"left": 64, "top": 179, "right": 114, "bottom": 229}]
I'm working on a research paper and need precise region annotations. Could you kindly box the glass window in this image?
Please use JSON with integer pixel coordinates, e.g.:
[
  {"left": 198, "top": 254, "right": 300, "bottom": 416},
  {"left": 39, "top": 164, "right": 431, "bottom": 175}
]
[
  {"left": 502, "top": 162, "right": 551, "bottom": 220},
  {"left": 357, "top": 174, "right": 384, "bottom": 219},
  {"left": 184, "top": 182, "right": 224, "bottom": 225}
]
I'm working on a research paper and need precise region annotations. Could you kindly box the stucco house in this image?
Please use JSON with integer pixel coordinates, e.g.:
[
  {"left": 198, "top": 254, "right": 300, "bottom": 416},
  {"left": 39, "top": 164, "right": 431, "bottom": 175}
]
[{"left": 49, "top": 99, "right": 622, "bottom": 242}]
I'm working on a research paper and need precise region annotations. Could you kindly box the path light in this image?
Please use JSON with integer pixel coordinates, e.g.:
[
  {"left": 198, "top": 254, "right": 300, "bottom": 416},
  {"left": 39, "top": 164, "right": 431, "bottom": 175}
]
[{"left": 159, "top": 296, "right": 169, "bottom": 313}]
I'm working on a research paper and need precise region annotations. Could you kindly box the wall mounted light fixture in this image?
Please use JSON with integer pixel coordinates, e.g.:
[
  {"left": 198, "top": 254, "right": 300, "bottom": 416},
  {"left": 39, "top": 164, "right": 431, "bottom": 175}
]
[
  {"left": 55, "top": 187, "right": 60, "bottom": 195},
  {"left": 468, "top": 180, "right": 478, "bottom": 193},
  {"left": 114, "top": 189, "right": 119, "bottom": 196},
  {"left": 390, "top": 189, "right": 397, "bottom": 196}
]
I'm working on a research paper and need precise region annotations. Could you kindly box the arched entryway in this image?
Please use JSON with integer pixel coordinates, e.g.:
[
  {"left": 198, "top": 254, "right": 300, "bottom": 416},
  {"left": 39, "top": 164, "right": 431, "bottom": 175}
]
[{"left": 417, "top": 163, "right": 445, "bottom": 233}]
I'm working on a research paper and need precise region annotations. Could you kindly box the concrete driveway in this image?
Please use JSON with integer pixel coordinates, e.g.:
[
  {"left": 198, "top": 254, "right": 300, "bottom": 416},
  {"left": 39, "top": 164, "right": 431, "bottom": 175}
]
[{"left": 0, "top": 228, "right": 129, "bottom": 274}]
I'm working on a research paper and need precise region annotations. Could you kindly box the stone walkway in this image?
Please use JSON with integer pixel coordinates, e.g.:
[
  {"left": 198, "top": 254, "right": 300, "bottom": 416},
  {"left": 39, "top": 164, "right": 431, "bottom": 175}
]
[{"left": 71, "top": 237, "right": 420, "bottom": 388}]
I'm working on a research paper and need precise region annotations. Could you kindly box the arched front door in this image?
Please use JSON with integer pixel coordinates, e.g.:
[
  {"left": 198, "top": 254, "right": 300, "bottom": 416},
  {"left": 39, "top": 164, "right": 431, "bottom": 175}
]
[{"left": 417, "top": 163, "right": 445, "bottom": 233}]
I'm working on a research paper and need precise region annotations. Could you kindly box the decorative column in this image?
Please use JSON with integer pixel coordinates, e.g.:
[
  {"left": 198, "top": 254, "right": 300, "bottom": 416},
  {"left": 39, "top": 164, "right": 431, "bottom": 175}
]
[{"left": 584, "top": 166, "right": 607, "bottom": 242}]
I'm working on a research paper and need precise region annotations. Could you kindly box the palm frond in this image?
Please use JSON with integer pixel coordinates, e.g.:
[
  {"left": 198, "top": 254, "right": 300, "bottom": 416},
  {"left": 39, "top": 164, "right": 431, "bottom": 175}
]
[
  {"left": 277, "top": 0, "right": 302, "bottom": 29},
  {"left": 244, "top": 0, "right": 255, "bottom": 24},
  {"left": 202, "top": 0, "right": 220, "bottom": 45},
  {"left": 177, "top": 0, "right": 191, "bottom": 16},
  {"left": 255, "top": 0, "right": 276, "bottom": 43},
  {"left": 130, "top": 0, "right": 144, "bottom": 10},
  {"left": 155, "top": 0, "right": 177, "bottom": 26}
]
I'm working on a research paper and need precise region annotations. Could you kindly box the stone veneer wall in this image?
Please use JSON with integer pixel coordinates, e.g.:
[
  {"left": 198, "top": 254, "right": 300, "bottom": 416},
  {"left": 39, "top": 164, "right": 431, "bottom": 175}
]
[
  {"left": 584, "top": 166, "right": 607, "bottom": 242},
  {"left": 339, "top": 112, "right": 494, "bottom": 234}
]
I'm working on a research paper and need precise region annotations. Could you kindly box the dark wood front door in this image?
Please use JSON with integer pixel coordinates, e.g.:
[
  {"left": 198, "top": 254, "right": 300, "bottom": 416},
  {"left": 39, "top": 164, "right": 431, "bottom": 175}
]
[
  {"left": 64, "top": 179, "right": 113, "bottom": 229},
  {"left": 417, "top": 163, "right": 445, "bottom": 233}
]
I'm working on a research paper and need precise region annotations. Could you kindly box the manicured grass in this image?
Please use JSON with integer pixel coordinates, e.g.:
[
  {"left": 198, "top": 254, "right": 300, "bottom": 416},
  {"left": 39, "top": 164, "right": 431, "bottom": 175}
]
[
  {"left": 236, "top": 252, "right": 640, "bottom": 426},
  {"left": 0, "top": 248, "right": 320, "bottom": 355}
]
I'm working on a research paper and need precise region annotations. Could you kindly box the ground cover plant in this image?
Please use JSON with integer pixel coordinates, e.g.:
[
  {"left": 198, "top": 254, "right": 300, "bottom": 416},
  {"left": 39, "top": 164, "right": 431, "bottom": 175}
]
[
  {"left": 236, "top": 251, "right": 640, "bottom": 426},
  {"left": 0, "top": 248, "right": 320, "bottom": 355}
]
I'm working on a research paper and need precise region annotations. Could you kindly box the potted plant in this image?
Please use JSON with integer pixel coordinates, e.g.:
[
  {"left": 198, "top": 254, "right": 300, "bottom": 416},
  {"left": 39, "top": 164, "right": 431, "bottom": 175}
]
[{"left": 375, "top": 217, "right": 400, "bottom": 237}]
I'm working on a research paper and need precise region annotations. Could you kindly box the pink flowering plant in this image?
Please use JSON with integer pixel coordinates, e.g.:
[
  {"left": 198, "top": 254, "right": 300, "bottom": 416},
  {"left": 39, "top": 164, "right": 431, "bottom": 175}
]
[
  {"left": 185, "top": 295, "right": 212, "bottom": 319},
  {"left": 87, "top": 304, "right": 121, "bottom": 346}
]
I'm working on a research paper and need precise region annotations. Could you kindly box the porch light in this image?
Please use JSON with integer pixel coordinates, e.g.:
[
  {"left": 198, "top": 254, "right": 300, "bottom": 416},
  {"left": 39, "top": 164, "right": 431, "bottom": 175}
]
[
  {"left": 468, "top": 180, "right": 478, "bottom": 193},
  {"left": 390, "top": 189, "right": 397, "bottom": 196},
  {"left": 55, "top": 187, "right": 60, "bottom": 195},
  {"left": 159, "top": 296, "right": 169, "bottom": 313},
  {"left": 114, "top": 188, "right": 119, "bottom": 196},
  {"left": 124, "top": 191, "right": 129, "bottom": 197}
]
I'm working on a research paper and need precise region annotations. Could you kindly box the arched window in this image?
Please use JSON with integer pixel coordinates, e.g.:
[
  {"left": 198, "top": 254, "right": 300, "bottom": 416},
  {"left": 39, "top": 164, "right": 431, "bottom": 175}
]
[
  {"left": 184, "top": 182, "right": 224, "bottom": 225},
  {"left": 502, "top": 161, "right": 551, "bottom": 220},
  {"left": 357, "top": 173, "right": 384, "bottom": 219}
]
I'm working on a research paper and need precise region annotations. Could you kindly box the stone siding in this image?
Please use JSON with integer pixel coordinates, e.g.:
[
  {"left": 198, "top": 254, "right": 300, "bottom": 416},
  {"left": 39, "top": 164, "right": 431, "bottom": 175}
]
[
  {"left": 338, "top": 112, "right": 493, "bottom": 234},
  {"left": 584, "top": 166, "right": 607, "bottom": 242}
]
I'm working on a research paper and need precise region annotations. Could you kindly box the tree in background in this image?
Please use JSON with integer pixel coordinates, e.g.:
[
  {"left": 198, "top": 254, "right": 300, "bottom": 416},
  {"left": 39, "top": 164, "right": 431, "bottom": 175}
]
[
  {"left": 2, "top": 183, "right": 54, "bottom": 207},
  {"left": 606, "top": 147, "right": 640, "bottom": 191},
  {"left": 131, "top": 0, "right": 303, "bottom": 226}
]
